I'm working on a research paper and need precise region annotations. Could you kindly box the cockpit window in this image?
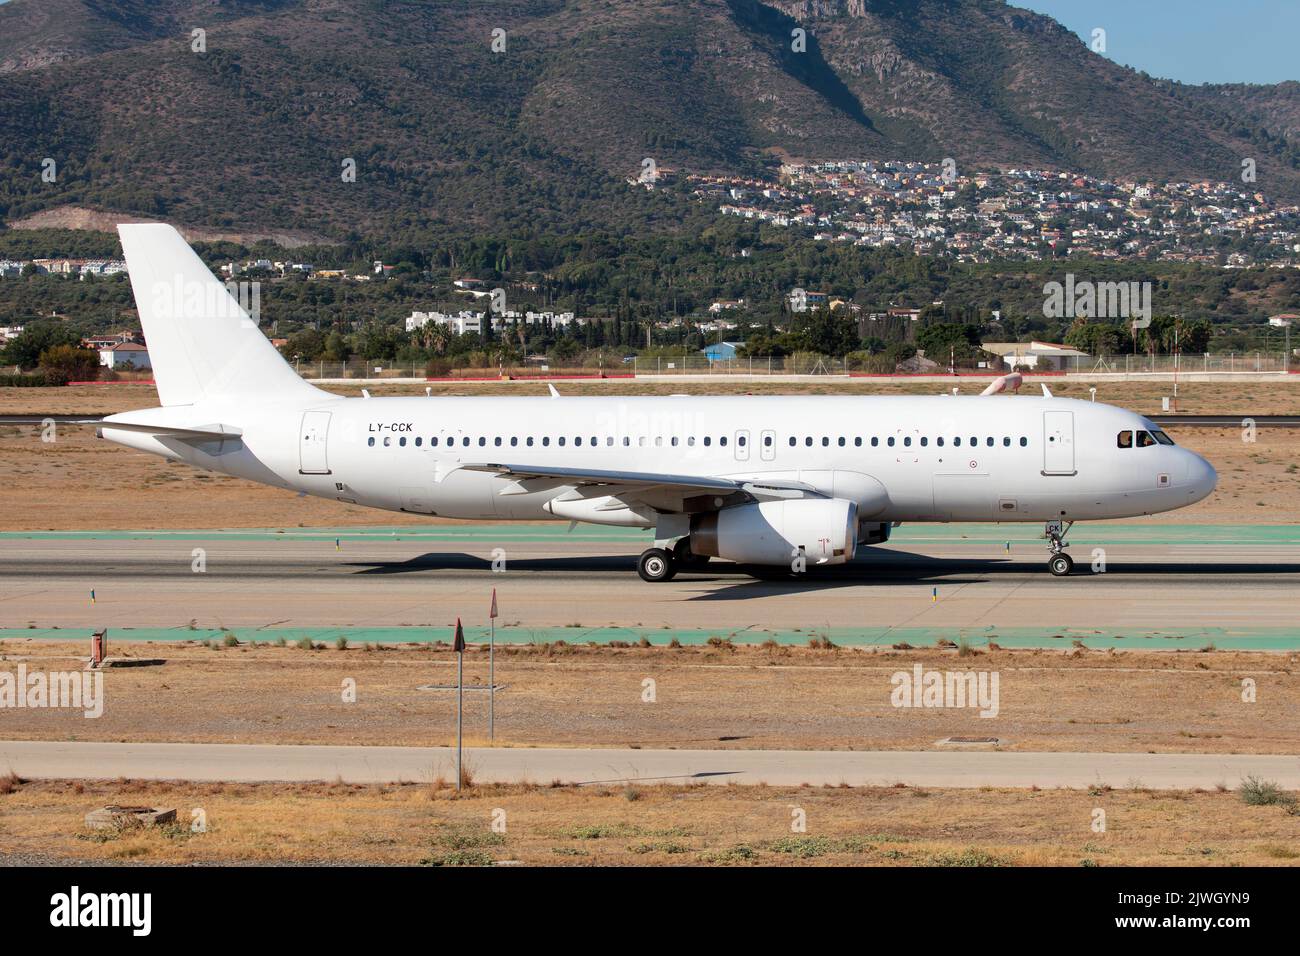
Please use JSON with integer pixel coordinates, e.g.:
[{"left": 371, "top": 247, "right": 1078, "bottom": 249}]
[
  {"left": 1137, "top": 430, "right": 1157, "bottom": 447},
  {"left": 1151, "top": 430, "right": 1175, "bottom": 445},
  {"left": 1116, "top": 430, "right": 1133, "bottom": 449}
]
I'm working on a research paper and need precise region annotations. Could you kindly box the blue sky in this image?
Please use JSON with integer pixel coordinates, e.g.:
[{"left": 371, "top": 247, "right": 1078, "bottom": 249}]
[{"left": 1012, "top": 1, "right": 1299, "bottom": 85}]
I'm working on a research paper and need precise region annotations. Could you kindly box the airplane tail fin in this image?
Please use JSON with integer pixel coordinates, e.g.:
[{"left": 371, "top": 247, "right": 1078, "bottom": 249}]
[{"left": 117, "top": 223, "right": 324, "bottom": 407}]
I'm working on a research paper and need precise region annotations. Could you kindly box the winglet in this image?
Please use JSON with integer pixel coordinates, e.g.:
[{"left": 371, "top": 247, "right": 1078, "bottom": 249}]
[
  {"left": 1041, "top": 384, "right": 1053, "bottom": 398},
  {"left": 548, "top": 384, "right": 560, "bottom": 399}
]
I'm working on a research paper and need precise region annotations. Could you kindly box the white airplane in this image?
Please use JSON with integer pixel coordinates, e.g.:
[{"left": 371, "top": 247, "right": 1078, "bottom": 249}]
[{"left": 100, "top": 224, "right": 1216, "bottom": 582}]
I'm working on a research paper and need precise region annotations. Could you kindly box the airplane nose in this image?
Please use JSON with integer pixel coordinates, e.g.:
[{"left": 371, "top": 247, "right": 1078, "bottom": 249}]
[{"left": 1185, "top": 452, "right": 1217, "bottom": 502}]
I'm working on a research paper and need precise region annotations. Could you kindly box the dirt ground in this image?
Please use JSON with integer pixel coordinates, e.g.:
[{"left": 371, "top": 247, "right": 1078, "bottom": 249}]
[
  {"left": 1, "top": 642, "right": 1295, "bottom": 754},
  {"left": 1, "top": 382, "right": 1298, "bottom": 529},
  {"left": 1, "top": 775, "right": 1296, "bottom": 866}
]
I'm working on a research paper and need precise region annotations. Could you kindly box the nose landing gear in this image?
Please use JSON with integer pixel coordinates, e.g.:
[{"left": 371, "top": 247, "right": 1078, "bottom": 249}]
[{"left": 1043, "top": 519, "right": 1074, "bottom": 576}]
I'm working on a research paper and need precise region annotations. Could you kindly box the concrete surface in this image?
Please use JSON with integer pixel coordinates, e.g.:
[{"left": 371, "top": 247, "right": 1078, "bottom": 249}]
[
  {"left": 1, "top": 740, "right": 1295, "bottom": 788},
  {"left": 1, "top": 525, "right": 1296, "bottom": 636}
]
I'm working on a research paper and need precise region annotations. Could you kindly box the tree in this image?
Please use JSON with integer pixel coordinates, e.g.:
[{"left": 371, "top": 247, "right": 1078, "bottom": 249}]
[
  {"left": 1, "top": 321, "right": 81, "bottom": 370},
  {"left": 38, "top": 344, "right": 100, "bottom": 381}
]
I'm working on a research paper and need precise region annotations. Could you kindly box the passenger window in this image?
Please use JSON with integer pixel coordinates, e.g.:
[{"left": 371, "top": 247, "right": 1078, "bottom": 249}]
[
  {"left": 738, "top": 435, "right": 746, "bottom": 447},
  {"left": 687, "top": 437, "right": 695, "bottom": 446},
  {"left": 605, "top": 437, "right": 613, "bottom": 446},
  {"left": 558, "top": 437, "right": 566, "bottom": 446},
  {"left": 985, "top": 437, "right": 994, "bottom": 447},
  {"left": 542, "top": 437, "right": 550, "bottom": 446},
  {"left": 462, "top": 437, "right": 470, "bottom": 447},
  {"left": 575, "top": 437, "right": 582, "bottom": 446},
  {"left": 511, "top": 437, "right": 518, "bottom": 447},
  {"left": 494, "top": 437, "right": 502, "bottom": 446},
  {"left": 920, "top": 437, "right": 928, "bottom": 447},
  {"left": 838, "top": 437, "right": 846, "bottom": 447},
  {"left": 527, "top": 437, "right": 534, "bottom": 447},
  {"left": 871, "top": 437, "right": 878, "bottom": 447},
  {"left": 789, "top": 437, "right": 797, "bottom": 447},
  {"left": 383, "top": 436, "right": 391, "bottom": 447},
  {"left": 591, "top": 437, "right": 597, "bottom": 446},
  {"left": 415, "top": 437, "right": 422, "bottom": 447},
  {"left": 887, "top": 437, "right": 895, "bottom": 447},
  {"left": 720, "top": 437, "right": 728, "bottom": 446},
  {"left": 936, "top": 437, "right": 944, "bottom": 447},
  {"left": 478, "top": 437, "right": 486, "bottom": 446},
  {"left": 623, "top": 437, "right": 630, "bottom": 446},
  {"left": 671, "top": 437, "right": 679, "bottom": 447},
  {"left": 970, "top": 436, "right": 977, "bottom": 446},
  {"left": 654, "top": 437, "right": 663, "bottom": 447},
  {"left": 1019, "top": 437, "right": 1027, "bottom": 447},
  {"left": 822, "top": 437, "right": 829, "bottom": 447},
  {"left": 904, "top": 437, "right": 912, "bottom": 447},
  {"left": 1116, "top": 431, "right": 1133, "bottom": 449},
  {"left": 368, "top": 436, "right": 375, "bottom": 447},
  {"left": 431, "top": 437, "right": 439, "bottom": 447},
  {"left": 1002, "top": 437, "right": 1010, "bottom": 447},
  {"left": 805, "top": 437, "right": 813, "bottom": 447},
  {"left": 399, "top": 437, "right": 406, "bottom": 447},
  {"left": 854, "top": 437, "right": 862, "bottom": 447},
  {"left": 703, "top": 437, "right": 711, "bottom": 446},
  {"left": 1137, "top": 430, "right": 1157, "bottom": 448},
  {"left": 764, "top": 435, "right": 772, "bottom": 447}
]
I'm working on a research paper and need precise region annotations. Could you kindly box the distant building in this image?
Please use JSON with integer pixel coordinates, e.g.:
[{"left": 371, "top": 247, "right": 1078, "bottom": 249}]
[
  {"left": 99, "top": 342, "right": 152, "bottom": 370},
  {"left": 981, "top": 340, "right": 1088, "bottom": 371},
  {"left": 708, "top": 299, "right": 745, "bottom": 313},
  {"left": 702, "top": 341, "right": 743, "bottom": 363}
]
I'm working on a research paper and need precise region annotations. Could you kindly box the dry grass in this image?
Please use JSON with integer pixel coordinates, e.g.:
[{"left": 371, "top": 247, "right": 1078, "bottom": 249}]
[
  {"left": 2, "top": 642, "right": 1296, "bottom": 754},
  {"left": 2, "top": 777, "right": 1297, "bottom": 866}
]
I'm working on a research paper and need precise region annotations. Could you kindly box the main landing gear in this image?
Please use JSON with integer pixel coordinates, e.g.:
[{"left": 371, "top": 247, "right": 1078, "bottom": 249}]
[
  {"left": 1044, "top": 519, "right": 1074, "bottom": 576},
  {"left": 637, "top": 548, "right": 677, "bottom": 582},
  {"left": 636, "top": 540, "right": 710, "bottom": 582}
]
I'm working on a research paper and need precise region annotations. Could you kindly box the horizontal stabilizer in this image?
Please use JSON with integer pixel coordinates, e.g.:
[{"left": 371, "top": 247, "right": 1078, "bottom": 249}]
[{"left": 97, "top": 418, "right": 242, "bottom": 442}]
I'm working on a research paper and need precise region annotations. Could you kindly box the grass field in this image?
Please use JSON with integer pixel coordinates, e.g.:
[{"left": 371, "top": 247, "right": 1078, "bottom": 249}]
[
  {"left": 2, "top": 641, "right": 1295, "bottom": 754},
  {"left": 3, "top": 775, "right": 1298, "bottom": 866}
]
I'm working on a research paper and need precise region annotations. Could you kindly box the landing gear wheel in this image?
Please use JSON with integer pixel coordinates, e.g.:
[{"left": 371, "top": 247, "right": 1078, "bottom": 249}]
[
  {"left": 1048, "top": 553, "right": 1074, "bottom": 577},
  {"left": 637, "top": 548, "right": 677, "bottom": 582}
]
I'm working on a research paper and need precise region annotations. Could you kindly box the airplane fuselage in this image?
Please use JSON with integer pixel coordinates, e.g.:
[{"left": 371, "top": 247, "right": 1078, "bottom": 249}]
[{"left": 104, "top": 392, "right": 1217, "bottom": 526}]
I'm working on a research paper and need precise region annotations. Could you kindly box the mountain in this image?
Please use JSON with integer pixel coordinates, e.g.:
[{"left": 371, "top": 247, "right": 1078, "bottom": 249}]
[{"left": 1, "top": 0, "right": 1297, "bottom": 242}]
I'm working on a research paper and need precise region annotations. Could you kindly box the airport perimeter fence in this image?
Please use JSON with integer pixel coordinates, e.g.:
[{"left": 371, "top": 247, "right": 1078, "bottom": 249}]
[{"left": 291, "top": 351, "right": 1294, "bottom": 380}]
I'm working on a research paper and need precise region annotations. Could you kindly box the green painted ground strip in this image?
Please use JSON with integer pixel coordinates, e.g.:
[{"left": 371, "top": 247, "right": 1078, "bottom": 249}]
[
  {"left": 2, "top": 523, "right": 1298, "bottom": 546},
  {"left": 5, "top": 625, "right": 1299, "bottom": 650}
]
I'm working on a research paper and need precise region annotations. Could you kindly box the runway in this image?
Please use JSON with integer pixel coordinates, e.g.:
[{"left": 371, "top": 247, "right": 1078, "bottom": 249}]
[
  {"left": 0, "top": 524, "right": 1297, "bottom": 641},
  {"left": 2, "top": 740, "right": 1295, "bottom": 788}
]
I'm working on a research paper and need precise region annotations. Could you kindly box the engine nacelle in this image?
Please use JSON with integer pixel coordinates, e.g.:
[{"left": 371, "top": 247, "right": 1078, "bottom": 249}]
[{"left": 689, "top": 498, "right": 858, "bottom": 567}]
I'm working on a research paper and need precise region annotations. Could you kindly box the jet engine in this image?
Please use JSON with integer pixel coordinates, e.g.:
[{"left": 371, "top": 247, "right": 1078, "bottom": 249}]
[{"left": 689, "top": 498, "right": 858, "bottom": 566}]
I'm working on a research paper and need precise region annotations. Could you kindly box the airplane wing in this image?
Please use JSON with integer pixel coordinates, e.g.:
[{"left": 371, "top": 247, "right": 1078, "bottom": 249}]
[{"left": 457, "top": 462, "right": 823, "bottom": 511}]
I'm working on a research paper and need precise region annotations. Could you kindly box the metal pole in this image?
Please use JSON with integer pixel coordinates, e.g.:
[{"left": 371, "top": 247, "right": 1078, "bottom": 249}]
[
  {"left": 489, "top": 615, "right": 495, "bottom": 742},
  {"left": 456, "top": 648, "right": 463, "bottom": 791}
]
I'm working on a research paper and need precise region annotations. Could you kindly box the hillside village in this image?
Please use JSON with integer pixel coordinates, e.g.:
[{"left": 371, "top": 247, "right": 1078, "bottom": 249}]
[{"left": 684, "top": 160, "right": 1300, "bottom": 266}]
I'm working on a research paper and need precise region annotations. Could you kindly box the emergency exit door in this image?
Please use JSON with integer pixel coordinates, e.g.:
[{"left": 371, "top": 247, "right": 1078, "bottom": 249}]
[
  {"left": 299, "top": 410, "right": 332, "bottom": 475},
  {"left": 1041, "top": 410, "right": 1075, "bottom": 476}
]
